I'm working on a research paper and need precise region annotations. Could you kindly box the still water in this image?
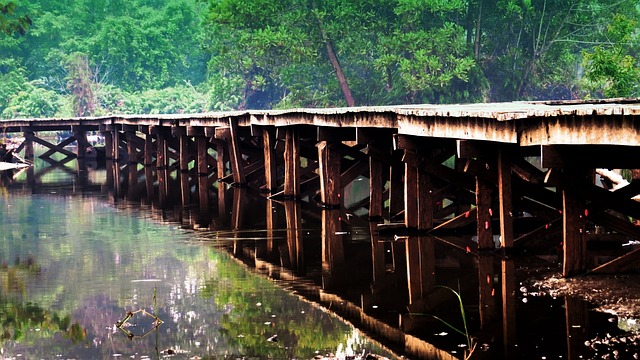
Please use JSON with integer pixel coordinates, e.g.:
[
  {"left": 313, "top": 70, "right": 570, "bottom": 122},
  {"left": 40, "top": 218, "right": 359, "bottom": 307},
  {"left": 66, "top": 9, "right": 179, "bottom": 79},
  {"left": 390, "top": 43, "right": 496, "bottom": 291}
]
[
  {"left": 0, "top": 190, "right": 395, "bottom": 359},
  {"left": 1, "top": 157, "right": 639, "bottom": 360}
]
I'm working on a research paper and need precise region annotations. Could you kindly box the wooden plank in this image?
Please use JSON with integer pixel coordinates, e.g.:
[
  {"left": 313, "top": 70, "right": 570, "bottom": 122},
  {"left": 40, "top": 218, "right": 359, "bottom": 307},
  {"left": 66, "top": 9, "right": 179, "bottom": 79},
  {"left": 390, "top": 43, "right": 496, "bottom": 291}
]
[
  {"left": 514, "top": 218, "right": 562, "bottom": 247},
  {"left": 431, "top": 208, "right": 477, "bottom": 232}
]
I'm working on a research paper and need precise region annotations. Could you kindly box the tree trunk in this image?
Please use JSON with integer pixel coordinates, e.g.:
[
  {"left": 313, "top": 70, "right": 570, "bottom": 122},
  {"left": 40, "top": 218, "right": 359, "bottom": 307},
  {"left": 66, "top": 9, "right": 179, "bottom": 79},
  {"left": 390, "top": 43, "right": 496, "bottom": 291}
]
[{"left": 313, "top": 5, "right": 355, "bottom": 107}]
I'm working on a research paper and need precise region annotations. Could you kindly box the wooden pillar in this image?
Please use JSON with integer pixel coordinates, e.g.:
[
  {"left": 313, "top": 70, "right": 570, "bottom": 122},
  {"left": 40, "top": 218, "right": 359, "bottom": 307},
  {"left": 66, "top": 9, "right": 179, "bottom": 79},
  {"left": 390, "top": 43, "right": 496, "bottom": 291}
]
[
  {"left": 231, "top": 187, "right": 245, "bottom": 230},
  {"left": 404, "top": 151, "right": 418, "bottom": 230},
  {"left": 563, "top": 188, "right": 583, "bottom": 276},
  {"left": 262, "top": 127, "right": 277, "bottom": 194},
  {"left": 22, "top": 128, "right": 34, "bottom": 160},
  {"left": 74, "top": 127, "right": 88, "bottom": 160},
  {"left": 389, "top": 153, "right": 404, "bottom": 219},
  {"left": 216, "top": 142, "right": 227, "bottom": 219},
  {"left": 498, "top": 148, "right": 514, "bottom": 249},
  {"left": 284, "top": 127, "right": 300, "bottom": 199},
  {"left": 196, "top": 135, "right": 210, "bottom": 215},
  {"left": 156, "top": 128, "right": 169, "bottom": 207},
  {"left": 125, "top": 127, "right": 139, "bottom": 201},
  {"left": 228, "top": 118, "right": 245, "bottom": 186},
  {"left": 318, "top": 141, "right": 341, "bottom": 207},
  {"left": 476, "top": 178, "right": 494, "bottom": 250},
  {"left": 179, "top": 134, "right": 191, "bottom": 206},
  {"left": 102, "top": 128, "right": 114, "bottom": 162},
  {"left": 417, "top": 172, "right": 434, "bottom": 231},
  {"left": 143, "top": 131, "right": 154, "bottom": 200},
  {"left": 369, "top": 156, "right": 384, "bottom": 220}
]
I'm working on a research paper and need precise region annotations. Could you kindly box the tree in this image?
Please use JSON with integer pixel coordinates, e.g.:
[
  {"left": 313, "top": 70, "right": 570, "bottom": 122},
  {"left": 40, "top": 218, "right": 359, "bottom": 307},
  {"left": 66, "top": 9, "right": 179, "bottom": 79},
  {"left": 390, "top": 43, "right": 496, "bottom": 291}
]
[
  {"left": 0, "top": 1, "right": 31, "bottom": 35},
  {"left": 202, "top": 0, "right": 483, "bottom": 109},
  {"left": 582, "top": 13, "right": 640, "bottom": 98}
]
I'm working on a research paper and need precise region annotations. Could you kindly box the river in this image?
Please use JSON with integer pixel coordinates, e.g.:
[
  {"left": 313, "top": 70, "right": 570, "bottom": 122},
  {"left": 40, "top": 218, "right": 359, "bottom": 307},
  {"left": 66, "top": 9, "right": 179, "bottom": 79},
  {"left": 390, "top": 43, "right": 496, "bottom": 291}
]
[{"left": 0, "top": 154, "right": 637, "bottom": 359}]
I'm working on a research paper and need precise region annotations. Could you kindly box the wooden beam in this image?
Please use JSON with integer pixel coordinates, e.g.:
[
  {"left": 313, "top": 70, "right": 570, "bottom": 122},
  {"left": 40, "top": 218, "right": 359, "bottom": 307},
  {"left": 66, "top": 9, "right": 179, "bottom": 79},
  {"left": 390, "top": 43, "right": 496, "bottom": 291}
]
[
  {"left": 590, "top": 247, "right": 640, "bottom": 274},
  {"left": 562, "top": 168, "right": 588, "bottom": 277},
  {"left": 476, "top": 178, "right": 494, "bottom": 250}
]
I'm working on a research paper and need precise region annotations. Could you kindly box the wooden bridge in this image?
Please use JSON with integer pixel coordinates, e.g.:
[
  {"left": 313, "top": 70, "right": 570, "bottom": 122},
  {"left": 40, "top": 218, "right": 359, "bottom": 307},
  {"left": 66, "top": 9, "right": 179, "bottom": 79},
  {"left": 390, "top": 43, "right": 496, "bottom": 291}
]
[{"left": 3, "top": 98, "right": 640, "bottom": 279}]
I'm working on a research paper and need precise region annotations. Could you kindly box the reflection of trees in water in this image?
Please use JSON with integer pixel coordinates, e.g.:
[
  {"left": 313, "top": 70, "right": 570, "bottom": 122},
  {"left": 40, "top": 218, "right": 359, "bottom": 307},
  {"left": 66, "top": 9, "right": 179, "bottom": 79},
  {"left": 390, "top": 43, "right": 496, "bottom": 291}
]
[{"left": 202, "top": 258, "right": 361, "bottom": 359}]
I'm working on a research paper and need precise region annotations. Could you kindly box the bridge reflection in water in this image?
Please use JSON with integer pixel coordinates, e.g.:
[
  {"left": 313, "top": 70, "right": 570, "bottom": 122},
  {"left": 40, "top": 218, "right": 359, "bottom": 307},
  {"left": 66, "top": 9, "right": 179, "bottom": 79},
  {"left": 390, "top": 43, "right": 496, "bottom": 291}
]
[{"left": 1, "top": 153, "right": 624, "bottom": 360}]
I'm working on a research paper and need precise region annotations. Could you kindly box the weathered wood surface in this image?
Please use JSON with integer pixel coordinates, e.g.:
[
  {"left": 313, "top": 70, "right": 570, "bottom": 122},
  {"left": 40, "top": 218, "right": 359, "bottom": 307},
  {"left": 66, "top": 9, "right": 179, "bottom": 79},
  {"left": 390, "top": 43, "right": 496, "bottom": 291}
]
[{"left": 4, "top": 99, "right": 640, "bottom": 145}]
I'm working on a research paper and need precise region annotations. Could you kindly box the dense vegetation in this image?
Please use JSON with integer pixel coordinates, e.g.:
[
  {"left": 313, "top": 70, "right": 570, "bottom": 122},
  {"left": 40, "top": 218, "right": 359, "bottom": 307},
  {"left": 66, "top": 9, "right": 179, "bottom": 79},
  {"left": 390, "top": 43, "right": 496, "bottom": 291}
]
[{"left": 1, "top": 0, "right": 639, "bottom": 118}]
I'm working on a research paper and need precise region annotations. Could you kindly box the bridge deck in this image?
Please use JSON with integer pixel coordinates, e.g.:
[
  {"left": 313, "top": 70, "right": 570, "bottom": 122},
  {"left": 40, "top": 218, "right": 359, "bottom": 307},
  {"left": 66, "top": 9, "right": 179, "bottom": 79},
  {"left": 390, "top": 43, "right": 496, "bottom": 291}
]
[{"left": 3, "top": 99, "right": 640, "bottom": 145}]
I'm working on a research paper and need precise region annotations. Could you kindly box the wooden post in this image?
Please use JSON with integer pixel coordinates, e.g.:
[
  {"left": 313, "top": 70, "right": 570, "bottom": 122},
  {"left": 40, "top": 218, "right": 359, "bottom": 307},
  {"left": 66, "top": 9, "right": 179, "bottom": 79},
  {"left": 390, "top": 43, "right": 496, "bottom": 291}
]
[
  {"left": 179, "top": 134, "right": 191, "bottom": 206},
  {"left": 389, "top": 153, "right": 404, "bottom": 219},
  {"left": 498, "top": 148, "right": 514, "bottom": 248},
  {"left": 156, "top": 128, "right": 169, "bottom": 206},
  {"left": 369, "top": 156, "right": 384, "bottom": 220},
  {"left": 318, "top": 141, "right": 341, "bottom": 207},
  {"left": 417, "top": 172, "right": 433, "bottom": 231},
  {"left": 23, "top": 128, "right": 34, "bottom": 160},
  {"left": 143, "top": 131, "right": 154, "bottom": 200},
  {"left": 231, "top": 187, "right": 245, "bottom": 230},
  {"left": 228, "top": 118, "right": 246, "bottom": 186},
  {"left": 476, "top": 178, "right": 494, "bottom": 250},
  {"left": 197, "top": 135, "right": 209, "bottom": 215},
  {"left": 103, "top": 128, "right": 114, "bottom": 162},
  {"left": 262, "top": 127, "right": 277, "bottom": 194},
  {"left": 284, "top": 127, "right": 300, "bottom": 199},
  {"left": 126, "top": 129, "right": 139, "bottom": 201},
  {"left": 216, "top": 142, "right": 227, "bottom": 219},
  {"left": 562, "top": 189, "right": 587, "bottom": 277},
  {"left": 74, "top": 127, "right": 88, "bottom": 160},
  {"left": 404, "top": 150, "right": 418, "bottom": 230}
]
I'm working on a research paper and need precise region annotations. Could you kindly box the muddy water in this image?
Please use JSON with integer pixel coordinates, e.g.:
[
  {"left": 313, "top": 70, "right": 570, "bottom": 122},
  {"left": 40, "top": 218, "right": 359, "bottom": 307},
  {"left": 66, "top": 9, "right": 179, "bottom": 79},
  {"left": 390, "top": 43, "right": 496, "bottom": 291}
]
[{"left": 1, "top": 159, "right": 638, "bottom": 359}]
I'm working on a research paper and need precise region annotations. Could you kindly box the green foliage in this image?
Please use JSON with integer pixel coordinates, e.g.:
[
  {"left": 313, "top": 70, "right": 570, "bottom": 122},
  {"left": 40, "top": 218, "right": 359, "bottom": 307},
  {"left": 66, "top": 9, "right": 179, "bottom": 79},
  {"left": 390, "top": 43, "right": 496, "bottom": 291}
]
[
  {"left": 582, "top": 14, "right": 640, "bottom": 98},
  {"left": 2, "top": 0, "right": 640, "bottom": 117},
  {"left": 1, "top": 81, "right": 63, "bottom": 118},
  {"left": 0, "top": 1, "right": 31, "bottom": 35}
]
